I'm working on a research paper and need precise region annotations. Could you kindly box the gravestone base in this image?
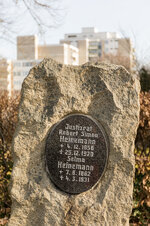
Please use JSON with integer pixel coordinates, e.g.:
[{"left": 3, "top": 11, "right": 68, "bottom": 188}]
[{"left": 9, "top": 59, "right": 140, "bottom": 226}]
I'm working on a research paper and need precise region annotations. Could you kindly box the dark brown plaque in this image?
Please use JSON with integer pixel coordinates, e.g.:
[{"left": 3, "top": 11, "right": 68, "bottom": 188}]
[{"left": 45, "top": 114, "right": 109, "bottom": 194}]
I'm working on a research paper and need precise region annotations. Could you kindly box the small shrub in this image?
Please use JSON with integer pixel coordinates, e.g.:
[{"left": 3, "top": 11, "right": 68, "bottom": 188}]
[
  {"left": 140, "top": 67, "right": 150, "bottom": 92},
  {"left": 0, "top": 91, "right": 19, "bottom": 222},
  {"left": 130, "top": 92, "right": 150, "bottom": 225}
]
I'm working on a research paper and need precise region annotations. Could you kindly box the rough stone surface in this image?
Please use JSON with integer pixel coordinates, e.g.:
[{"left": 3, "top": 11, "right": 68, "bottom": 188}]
[{"left": 9, "top": 58, "right": 140, "bottom": 226}]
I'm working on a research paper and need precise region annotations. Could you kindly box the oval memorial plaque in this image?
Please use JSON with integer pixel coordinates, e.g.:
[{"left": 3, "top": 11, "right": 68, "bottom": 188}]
[{"left": 45, "top": 114, "right": 109, "bottom": 194}]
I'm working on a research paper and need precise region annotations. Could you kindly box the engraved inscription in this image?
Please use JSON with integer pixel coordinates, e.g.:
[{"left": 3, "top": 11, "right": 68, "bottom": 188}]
[{"left": 45, "top": 114, "right": 109, "bottom": 194}]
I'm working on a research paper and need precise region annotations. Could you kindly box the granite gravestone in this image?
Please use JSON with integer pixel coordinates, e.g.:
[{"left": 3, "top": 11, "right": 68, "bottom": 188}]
[{"left": 9, "top": 59, "right": 140, "bottom": 226}]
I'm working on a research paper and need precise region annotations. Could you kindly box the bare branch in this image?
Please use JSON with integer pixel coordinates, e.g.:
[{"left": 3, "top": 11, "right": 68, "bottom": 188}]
[{"left": 0, "top": 0, "right": 64, "bottom": 42}]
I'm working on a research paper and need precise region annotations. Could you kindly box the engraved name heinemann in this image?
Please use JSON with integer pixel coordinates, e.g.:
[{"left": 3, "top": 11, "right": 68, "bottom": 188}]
[{"left": 58, "top": 161, "right": 94, "bottom": 171}]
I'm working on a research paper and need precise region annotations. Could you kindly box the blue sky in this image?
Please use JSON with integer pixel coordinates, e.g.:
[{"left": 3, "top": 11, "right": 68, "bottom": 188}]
[{"left": 1, "top": 0, "right": 150, "bottom": 64}]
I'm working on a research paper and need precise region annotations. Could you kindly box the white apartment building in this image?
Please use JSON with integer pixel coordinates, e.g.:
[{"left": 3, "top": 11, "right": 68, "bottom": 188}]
[
  {"left": 13, "top": 28, "right": 134, "bottom": 91},
  {"left": 13, "top": 59, "right": 40, "bottom": 90},
  {"left": 38, "top": 43, "right": 79, "bottom": 65},
  {"left": 13, "top": 36, "right": 79, "bottom": 91},
  {"left": 17, "top": 35, "right": 38, "bottom": 60},
  {"left": 13, "top": 36, "right": 39, "bottom": 90},
  {"left": 0, "top": 58, "right": 13, "bottom": 96},
  {"left": 60, "top": 27, "right": 134, "bottom": 70},
  {"left": 63, "top": 27, "right": 120, "bottom": 41},
  {"left": 60, "top": 27, "right": 120, "bottom": 61}
]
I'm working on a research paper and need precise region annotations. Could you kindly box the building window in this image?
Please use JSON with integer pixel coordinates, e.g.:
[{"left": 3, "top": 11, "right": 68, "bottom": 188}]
[
  {"left": 14, "top": 62, "right": 21, "bottom": 67},
  {"left": 98, "top": 43, "right": 101, "bottom": 49},
  {"left": 14, "top": 71, "right": 21, "bottom": 76},
  {"left": 89, "top": 49, "right": 97, "bottom": 54},
  {"left": 23, "top": 71, "right": 29, "bottom": 76},
  {"left": 98, "top": 51, "right": 102, "bottom": 57},
  {"left": 23, "top": 62, "right": 32, "bottom": 67},
  {"left": 90, "top": 42, "right": 98, "bottom": 46},
  {"left": 68, "top": 35, "right": 77, "bottom": 38}
]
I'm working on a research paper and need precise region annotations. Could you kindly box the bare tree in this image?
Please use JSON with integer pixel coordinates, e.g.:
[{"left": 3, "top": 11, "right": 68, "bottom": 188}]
[
  {"left": 99, "top": 53, "right": 132, "bottom": 72},
  {"left": 0, "top": 0, "right": 64, "bottom": 41}
]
